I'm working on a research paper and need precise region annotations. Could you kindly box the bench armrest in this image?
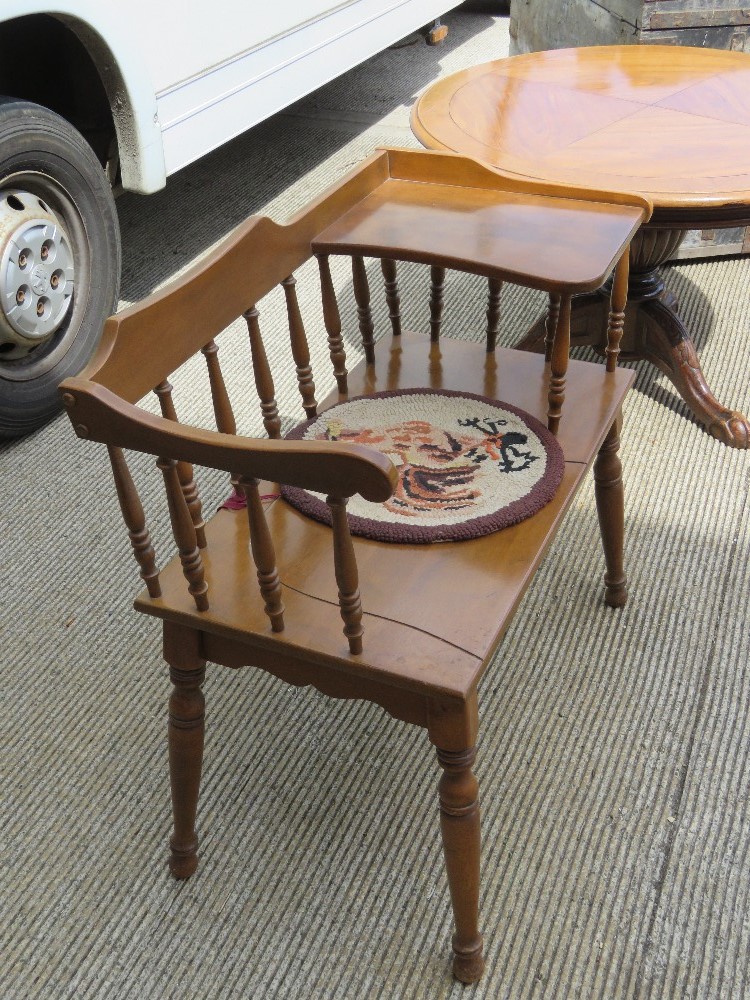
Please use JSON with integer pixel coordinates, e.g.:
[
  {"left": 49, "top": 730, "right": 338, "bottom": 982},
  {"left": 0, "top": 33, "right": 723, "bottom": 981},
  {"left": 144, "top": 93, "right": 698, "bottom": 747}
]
[{"left": 61, "top": 379, "right": 397, "bottom": 503}]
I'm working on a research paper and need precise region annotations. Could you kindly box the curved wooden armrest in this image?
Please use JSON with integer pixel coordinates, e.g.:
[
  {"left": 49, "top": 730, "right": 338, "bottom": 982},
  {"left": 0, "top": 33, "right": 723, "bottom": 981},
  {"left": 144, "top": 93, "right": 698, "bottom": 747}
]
[{"left": 61, "top": 378, "right": 397, "bottom": 502}]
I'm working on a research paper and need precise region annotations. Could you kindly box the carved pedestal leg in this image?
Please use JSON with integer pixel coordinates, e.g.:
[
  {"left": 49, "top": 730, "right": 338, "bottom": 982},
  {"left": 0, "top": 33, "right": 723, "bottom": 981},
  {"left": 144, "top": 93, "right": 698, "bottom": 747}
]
[
  {"left": 594, "top": 413, "right": 627, "bottom": 608},
  {"left": 436, "top": 745, "right": 484, "bottom": 983},
  {"left": 164, "top": 625, "right": 206, "bottom": 878},
  {"left": 640, "top": 298, "right": 750, "bottom": 448}
]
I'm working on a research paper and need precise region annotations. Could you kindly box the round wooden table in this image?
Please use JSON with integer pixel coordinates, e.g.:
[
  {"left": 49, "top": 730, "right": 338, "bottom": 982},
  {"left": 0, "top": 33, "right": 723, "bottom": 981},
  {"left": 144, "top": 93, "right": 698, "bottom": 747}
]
[{"left": 412, "top": 45, "right": 750, "bottom": 447}]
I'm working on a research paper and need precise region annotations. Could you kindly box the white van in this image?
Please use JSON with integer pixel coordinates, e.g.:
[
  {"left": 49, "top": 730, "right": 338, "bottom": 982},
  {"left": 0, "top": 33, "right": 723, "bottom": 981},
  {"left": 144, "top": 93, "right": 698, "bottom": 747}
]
[{"left": 0, "top": 1, "right": 456, "bottom": 437}]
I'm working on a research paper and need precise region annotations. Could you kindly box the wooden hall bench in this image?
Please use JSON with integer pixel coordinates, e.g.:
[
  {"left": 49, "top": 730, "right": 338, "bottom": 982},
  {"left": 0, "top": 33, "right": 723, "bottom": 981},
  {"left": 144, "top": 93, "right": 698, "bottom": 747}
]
[{"left": 60, "top": 149, "right": 650, "bottom": 983}]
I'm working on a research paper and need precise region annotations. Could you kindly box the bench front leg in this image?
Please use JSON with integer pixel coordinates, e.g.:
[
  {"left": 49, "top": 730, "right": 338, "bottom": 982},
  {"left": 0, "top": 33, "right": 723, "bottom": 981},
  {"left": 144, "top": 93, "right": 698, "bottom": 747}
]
[
  {"left": 164, "top": 623, "right": 206, "bottom": 879},
  {"left": 429, "top": 696, "right": 484, "bottom": 983}
]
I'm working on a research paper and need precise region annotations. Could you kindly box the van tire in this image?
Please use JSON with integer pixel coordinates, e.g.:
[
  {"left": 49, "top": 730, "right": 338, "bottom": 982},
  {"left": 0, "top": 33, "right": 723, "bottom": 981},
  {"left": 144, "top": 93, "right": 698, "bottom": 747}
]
[{"left": 0, "top": 96, "right": 120, "bottom": 438}]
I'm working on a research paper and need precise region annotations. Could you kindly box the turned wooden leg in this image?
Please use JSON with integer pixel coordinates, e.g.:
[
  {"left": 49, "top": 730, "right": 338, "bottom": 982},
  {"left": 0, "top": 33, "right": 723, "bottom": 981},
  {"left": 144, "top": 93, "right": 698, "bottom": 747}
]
[
  {"left": 436, "top": 745, "right": 484, "bottom": 983},
  {"left": 164, "top": 625, "right": 206, "bottom": 878},
  {"left": 594, "top": 413, "right": 627, "bottom": 608}
]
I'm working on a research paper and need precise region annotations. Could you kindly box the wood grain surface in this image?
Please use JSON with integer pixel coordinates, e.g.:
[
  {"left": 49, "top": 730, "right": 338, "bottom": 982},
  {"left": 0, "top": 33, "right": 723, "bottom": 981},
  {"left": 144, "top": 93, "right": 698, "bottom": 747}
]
[
  {"left": 61, "top": 147, "right": 642, "bottom": 984},
  {"left": 412, "top": 45, "right": 750, "bottom": 214}
]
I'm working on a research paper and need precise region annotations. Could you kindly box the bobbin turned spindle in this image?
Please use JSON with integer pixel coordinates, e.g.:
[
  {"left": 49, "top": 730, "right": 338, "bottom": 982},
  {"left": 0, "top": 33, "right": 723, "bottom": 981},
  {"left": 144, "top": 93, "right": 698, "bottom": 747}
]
[
  {"left": 429, "top": 265, "right": 446, "bottom": 342},
  {"left": 157, "top": 456, "right": 209, "bottom": 611},
  {"left": 544, "top": 293, "right": 561, "bottom": 364},
  {"left": 244, "top": 306, "right": 282, "bottom": 439},
  {"left": 316, "top": 253, "right": 349, "bottom": 394},
  {"left": 486, "top": 277, "right": 502, "bottom": 352},
  {"left": 282, "top": 274, "right": 318, "bottom": 418},
  {"left": 202, "top": 340, "right": 237, "bottom": 436},
  {"left": 547, "top": 294, "right": 571, "bottom": 434},
  {"left": 352, "top": 255, "right": 376, "bottom": 364},
  {"left": 381, "top": 257, "right": 402, "bottom": 338},
  {"left": 154, "top": 380, "right": 206, "bottom": 548},
  {"left": 326, "top": 495, "right": 364, "bottom": 655},
  {"left": 107, "top": 445, "right": 161, "bottom": 598},
  {"left": 239, "top": 475, "right": 285, "bottom": 632},
  {"left": 606, "top": 251, "right": 629, "bottom": 373}
]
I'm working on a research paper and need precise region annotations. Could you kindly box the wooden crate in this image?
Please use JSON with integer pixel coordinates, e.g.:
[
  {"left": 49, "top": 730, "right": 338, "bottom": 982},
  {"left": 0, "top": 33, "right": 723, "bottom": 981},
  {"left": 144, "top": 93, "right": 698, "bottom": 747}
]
[
  {"left": 510, "top": 0, "right": 750, "bottom": 53},
  {"left": 509, "top": 0, "right": 750, "bottom": 257}
]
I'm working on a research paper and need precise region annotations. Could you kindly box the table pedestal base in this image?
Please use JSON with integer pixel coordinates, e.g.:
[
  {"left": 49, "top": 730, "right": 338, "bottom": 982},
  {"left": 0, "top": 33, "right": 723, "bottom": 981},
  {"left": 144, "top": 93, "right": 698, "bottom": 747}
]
[{"left": 515, "top": 228, "right": 750, "bottom": 448}]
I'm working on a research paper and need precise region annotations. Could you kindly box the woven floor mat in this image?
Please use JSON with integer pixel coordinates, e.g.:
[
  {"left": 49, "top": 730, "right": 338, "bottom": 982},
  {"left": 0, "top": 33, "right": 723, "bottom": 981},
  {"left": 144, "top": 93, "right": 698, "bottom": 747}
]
[{"left": 2, "top": 10, "right": 750, "bottom": 1000}]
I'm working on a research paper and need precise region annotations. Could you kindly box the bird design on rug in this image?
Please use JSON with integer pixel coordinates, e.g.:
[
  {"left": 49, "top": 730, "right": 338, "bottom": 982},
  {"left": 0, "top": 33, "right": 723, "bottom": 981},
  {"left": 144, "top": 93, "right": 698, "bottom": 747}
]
[{"left": 321, "top": 416, "right": 539, "bottom": 517}]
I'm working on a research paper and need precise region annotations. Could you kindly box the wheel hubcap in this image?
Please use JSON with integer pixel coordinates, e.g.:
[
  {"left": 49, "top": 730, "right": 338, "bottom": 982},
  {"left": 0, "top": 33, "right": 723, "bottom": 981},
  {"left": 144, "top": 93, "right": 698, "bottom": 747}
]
[{"left": 0, "top": 188, "right": 74, "bottom": 361}]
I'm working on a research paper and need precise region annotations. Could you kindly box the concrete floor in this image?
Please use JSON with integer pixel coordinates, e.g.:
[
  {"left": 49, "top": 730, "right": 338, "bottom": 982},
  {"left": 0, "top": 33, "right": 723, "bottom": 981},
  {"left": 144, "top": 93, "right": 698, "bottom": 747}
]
[{"left": 2, "top": 7, "right": 750, "bottom": 999}]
